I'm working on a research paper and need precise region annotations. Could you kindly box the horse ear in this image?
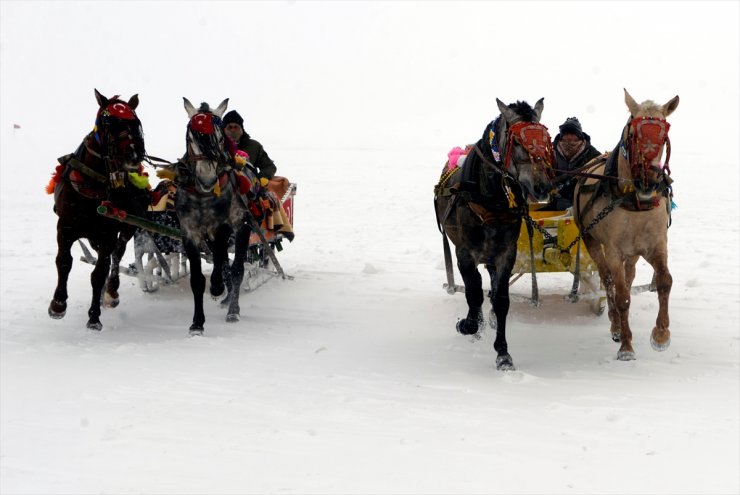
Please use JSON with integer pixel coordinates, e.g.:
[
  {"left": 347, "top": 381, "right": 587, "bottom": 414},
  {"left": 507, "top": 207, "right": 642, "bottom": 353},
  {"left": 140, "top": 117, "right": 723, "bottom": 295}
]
[
  {"left": 496, "top": 98, "right": 516, "bottom": 122},
  {"left": 662, "top": 95, "right": 679, "bottom": 117},
  {"left": 128, "top": 94, "right": 139, "bottom": 110},
  {"left": 213, "top": 98, "right": 229, "bottom": 118},
  {"left": 95, "top": 88, "right": 108, "bottom": 108},
  {"left": 624, "top": 88, "right": 640, "bottom": 116},
  {"left": 533, "top": 97, "right": 545, "bottom": 122},
  {"left": 183, "top": 97, "right": 197, "bottom": 118}
]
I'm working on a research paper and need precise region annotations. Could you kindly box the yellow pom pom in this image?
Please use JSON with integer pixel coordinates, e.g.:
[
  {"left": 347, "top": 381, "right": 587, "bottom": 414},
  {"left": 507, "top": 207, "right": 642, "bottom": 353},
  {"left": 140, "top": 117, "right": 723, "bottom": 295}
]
[
  {"left": 260, "top": 177, "right": 269, "bottom": 187},
  {"left": 128, "top": 171, "right": 151, "bottom": 189},
  {"left": 156, "top": 168, "right": 177, "bottom": 180}
]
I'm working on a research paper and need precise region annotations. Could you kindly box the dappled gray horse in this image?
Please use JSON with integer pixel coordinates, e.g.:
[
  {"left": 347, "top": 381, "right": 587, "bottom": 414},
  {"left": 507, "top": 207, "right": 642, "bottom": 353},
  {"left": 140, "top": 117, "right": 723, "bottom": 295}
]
[{"left": 174, "top": 98, "right": 262, "bottom": 336}]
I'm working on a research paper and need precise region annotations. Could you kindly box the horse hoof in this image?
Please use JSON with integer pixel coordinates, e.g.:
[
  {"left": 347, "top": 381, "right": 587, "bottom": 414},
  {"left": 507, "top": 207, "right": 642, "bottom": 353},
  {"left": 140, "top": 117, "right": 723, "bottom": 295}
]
[
  {"left": 651, "top": 336, "right": 671, "bottom": 352},
  {"left": 617, "top": 350, "right": 636, "bottom": 361},
  {"left": 210, "top": 285, "right": 225, "bottom": 299},
  {"left": 86, "top": 321, "right": 103, "bottom": 331},
  {"left": 488, "top": 310, "right": 497, "bottom": 330},
  {"left": 496, "top": 354, "right": 515, "bottom": 371},
  {"left": 591, "top": 297, "right": 606, "bottom": 316},
  {"left": 189, "top": 324, "right": 204, "bottom": 337},
  {"left": 226, "top": 313, "right": 240, "bottom": 323},
  {"left": 611, "top": 332, "right": 621, "bottom": 342},
  {"left": 103, "top": 293, "right": 120, "bottom": 308},
  {"left": 456, "top": 317, "right": 481, "bottom": 336},
  {"left": 48, "top": 300, "right": 67, "bottom": 319}
]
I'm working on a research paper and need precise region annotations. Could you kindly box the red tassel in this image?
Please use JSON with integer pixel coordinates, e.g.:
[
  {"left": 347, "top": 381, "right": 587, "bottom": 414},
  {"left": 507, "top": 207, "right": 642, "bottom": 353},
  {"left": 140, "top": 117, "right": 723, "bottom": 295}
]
[{"left": 45, "top": 164, "right": 65, "bottom": 194}]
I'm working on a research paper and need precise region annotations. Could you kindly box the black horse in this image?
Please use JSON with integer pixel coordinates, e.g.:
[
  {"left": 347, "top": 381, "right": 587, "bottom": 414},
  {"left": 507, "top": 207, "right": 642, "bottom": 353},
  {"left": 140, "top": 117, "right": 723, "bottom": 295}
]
[
  {"left": 173, "top": 97, "right": 263, "bottom": 336},
  {"left": 48, "top": 89, "right": 151, "bottom": 330},
  {"left": 434, "top": 98, "right": 555, "bottom": 370}
]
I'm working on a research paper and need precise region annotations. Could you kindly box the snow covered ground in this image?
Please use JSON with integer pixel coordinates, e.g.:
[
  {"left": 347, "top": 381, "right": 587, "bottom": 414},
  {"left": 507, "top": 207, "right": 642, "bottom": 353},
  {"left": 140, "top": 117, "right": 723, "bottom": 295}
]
[{"left": 1, "top": 2, "right": 738, "bottom": 494}]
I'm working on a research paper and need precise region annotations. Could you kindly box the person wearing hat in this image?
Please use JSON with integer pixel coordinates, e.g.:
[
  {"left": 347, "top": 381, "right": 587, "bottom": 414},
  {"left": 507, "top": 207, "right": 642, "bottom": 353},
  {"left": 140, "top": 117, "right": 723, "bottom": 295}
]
[
  {"left": 222, "top": 110, "right": 277, "bottom": 180},
  {"left": 546, "top": 116, "right": 602, "bottom": 210}
]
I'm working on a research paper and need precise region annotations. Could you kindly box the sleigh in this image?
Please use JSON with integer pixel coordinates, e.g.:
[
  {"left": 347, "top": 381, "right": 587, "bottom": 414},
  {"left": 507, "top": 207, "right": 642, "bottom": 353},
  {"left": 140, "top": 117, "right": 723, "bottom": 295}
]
[
  {"left": 78, "top": 177, "right": 296, "bottom": 293},
  {"left": 498, "top": 204, "right": 654, "bottom": 314},
  {"left": 511, "top": 206, "right": 606, "bottom": 314}
]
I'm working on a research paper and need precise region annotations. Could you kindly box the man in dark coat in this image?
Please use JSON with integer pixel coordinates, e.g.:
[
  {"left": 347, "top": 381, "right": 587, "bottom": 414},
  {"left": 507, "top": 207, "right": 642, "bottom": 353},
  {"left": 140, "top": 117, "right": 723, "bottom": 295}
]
[
  {"left": 222, "top": 110, "right": 277, "bottom": 180},
  {"left": 546, "top": 117, "right": 602, "bottom": 210}
]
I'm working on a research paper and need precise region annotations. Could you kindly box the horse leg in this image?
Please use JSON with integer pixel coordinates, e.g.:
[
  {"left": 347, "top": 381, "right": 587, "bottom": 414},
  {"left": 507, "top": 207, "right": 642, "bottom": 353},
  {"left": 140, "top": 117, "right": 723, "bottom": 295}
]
[
  {"left": 647, "top": 250, "right": 672, "bottom": 351},
  {"left": 86, "top": 242, "right": 113, "bottom": 331},
  {"left": 624, "top": 255, "right": 639, "bottom": 288},
  {"left": 49, "top": 226, "right": 75, "bottom": 319},
  {"left": 104, "top": 230, "right": 130, "bottom": 307},
  {"left": 484, "top": 264, "right": 497, "bottom": 329},
  {"left": 209, "top": 226, "right": 231, "bottom": 302},
  {"left": 583, "top": 234, "right": 622, "bottom": 341},
  {"left": 490, "top": 244, "right": 517, "bottom": 371},
  {"left": 455, "top": 249, "right": 484, "bottom": 336},
  {"left": 224, "top": 225, "right": 250, "bottom": 322},
  {"left": 606, "top": 254, "right": 635, "bottom": 360},
  {"left": 185, "top": 239, "right": 206, "bottom": 335}
]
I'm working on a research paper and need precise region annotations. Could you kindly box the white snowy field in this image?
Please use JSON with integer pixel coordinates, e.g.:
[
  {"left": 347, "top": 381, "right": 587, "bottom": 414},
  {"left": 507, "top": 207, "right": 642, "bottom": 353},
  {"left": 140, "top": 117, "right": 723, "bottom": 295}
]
[{"left": 1, "top": 1, "right": 739, "bottom": 494}]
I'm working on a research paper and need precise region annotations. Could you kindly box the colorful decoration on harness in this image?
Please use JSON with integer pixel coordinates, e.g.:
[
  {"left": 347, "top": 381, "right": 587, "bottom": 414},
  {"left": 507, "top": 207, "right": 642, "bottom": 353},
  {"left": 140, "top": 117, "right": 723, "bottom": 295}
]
[
  {"left": 45, "top": 164, "right": 65, "bottom": 194},
  {"left": 631, "top": 117, "right": 670, "bottom": 163},
  {"left": 628, "top": 117, "right": 671, "bottom": 177},
  {"left": 190, "top": 113, "right": 215, "bottom": 135},
  {"left": 447, "top": 147, "right": 467, "bottom": 169},
  {"left": 234, "top": 149, "right": 250, "bottom": 168},
  {"left": 128, "top": 166, "right": 151, "bottom": 189},
  {"left": 489, "top": 117, "right": 501, "bottom": 162},
  {"left": 508, "top": 122, "right": 555, "bottom": 164},
  {"left": 104, "top": 102, "right": 137, "bottom": 120}
]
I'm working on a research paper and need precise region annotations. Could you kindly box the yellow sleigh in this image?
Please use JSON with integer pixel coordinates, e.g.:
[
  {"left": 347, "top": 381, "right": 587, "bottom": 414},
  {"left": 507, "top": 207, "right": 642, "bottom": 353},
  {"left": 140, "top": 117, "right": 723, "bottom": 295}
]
[{"left": 511, "top": 207, "right": 606, "bottom": 315}]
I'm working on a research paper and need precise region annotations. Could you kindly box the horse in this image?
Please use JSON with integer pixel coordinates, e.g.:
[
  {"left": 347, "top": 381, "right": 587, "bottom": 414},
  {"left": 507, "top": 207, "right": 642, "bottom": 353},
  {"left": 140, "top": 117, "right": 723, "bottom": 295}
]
[
  {"left": 174, "top": 97, "right": 263, "bottom": 336},
  {"left": 434, "top": 98, "right": 555, "bottom": 370},
  {"left": 574, "top": 89, "right": 679, "bottom": 361},
  {"left": 47, "top": 89, "right": 151, "bottom": 330}
]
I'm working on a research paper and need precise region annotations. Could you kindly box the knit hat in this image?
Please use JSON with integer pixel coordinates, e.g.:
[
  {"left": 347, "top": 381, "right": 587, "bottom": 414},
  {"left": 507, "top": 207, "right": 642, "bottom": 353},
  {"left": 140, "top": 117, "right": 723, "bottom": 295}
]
[
  {"left": 559, "top": 117, "right": 584, "bottom": 139},
  {"left": 222, "top": 110, "right": 244, "bottom": 128}
]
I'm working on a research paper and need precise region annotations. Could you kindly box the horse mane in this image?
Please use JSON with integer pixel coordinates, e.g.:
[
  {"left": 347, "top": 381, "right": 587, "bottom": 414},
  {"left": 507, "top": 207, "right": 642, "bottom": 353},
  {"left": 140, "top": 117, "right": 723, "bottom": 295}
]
[
  {"left": 507, "top": 101, "right": 537, "bottom": 122},
  {"left": 198, "top": 102, "right": 211, "bottom": 113},
  {"left": 631, "top": 99, "right": 662, "bottom": 117}
]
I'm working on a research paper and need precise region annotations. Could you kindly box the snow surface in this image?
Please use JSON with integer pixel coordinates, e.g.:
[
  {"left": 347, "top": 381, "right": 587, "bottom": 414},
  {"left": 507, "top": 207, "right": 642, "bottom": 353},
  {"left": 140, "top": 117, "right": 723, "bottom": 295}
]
[{"left": 1, "top": 1, "right": 738, "bottom": 494}]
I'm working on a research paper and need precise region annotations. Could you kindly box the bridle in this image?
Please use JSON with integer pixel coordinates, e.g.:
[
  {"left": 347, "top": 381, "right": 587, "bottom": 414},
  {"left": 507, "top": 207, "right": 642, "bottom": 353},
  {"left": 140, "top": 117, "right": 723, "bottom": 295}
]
[
  {"left": 487, "top": 117, "right": 555, "bottom": 180},
  {"left": 87, "top": 99, "right": 145, "bottom": 189},
  {"left": 186, "top": 112, "right": 228, "bottom": 164},
  {"left": 183, "top": 111, "right": 231, "bottom": 194},
  {"left": 621, "top": 116, "right": 672, "bottom": 187},
  {"left": 503, "top": 121, "right": 556, "bottom": 179}
]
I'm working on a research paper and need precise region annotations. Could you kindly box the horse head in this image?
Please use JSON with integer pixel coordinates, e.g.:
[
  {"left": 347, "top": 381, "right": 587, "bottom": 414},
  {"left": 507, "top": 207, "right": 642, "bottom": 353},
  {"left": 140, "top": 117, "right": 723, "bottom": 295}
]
[
  {"left": 620, "top": 88, "right": 679, "bottom": 202},
  {"left": 494, "top": 98, "right": 554, "bottom": 203},
  {"left": 93, "top": 88, "right": 145, "bottom": 174},
  {"left": 183, "top": 97, "right": 230, "bottom": 194}
]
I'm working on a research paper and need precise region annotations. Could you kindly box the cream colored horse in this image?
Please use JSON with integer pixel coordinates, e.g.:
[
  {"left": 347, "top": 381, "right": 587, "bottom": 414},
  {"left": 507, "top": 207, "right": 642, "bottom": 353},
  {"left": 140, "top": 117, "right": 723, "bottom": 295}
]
[{"left": 574, "top": 89, "right": 679, "bottom": 361}]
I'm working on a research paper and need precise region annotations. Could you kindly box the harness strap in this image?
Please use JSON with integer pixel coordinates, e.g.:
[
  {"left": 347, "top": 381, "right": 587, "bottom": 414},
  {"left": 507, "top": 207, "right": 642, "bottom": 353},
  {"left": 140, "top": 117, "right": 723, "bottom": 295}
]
[{"left": 58, "top": 154, "right": 108, "bottom": 183}]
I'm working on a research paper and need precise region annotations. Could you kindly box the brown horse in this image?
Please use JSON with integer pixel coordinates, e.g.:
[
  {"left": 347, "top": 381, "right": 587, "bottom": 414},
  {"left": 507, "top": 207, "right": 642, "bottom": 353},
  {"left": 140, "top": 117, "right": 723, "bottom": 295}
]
[
  {"left": 574, "top": 89, "right": 679, "bottom": 361},
  {"left": 47, "top": 89, "right": 150, "bottom": 330}
]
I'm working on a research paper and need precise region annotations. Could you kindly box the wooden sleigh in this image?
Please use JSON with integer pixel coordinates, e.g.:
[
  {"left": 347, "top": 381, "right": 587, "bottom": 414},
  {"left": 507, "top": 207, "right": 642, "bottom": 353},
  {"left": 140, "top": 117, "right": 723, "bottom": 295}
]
[{"left": 78, "top": 176, "right": 296, "bottom": 293}]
